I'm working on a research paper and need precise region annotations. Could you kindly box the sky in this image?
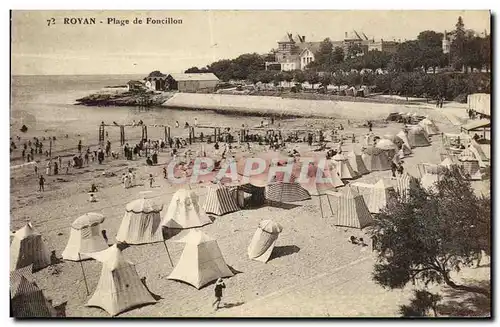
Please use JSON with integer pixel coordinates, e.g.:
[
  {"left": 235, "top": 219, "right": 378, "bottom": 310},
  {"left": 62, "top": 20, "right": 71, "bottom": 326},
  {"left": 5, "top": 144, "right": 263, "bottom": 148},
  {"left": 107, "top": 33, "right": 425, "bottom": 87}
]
[{"left": 11, "top": 10, "right": 491, "bottom": 75}]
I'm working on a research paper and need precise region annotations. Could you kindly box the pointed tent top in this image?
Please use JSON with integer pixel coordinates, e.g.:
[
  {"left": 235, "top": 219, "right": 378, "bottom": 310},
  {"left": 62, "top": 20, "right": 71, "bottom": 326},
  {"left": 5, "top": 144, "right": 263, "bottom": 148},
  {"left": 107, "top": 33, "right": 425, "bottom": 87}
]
[
  {"left": 83, "top": 244, "right": 132, "bottom": 270},
  {"left": 13, "top": 223, "right": 39, "bottom": 240},
  {"left": 440, "top": 157, "right": 456, "bottom": 168},
  {"left": 11, "top": 275, "right": 40, "bottom": 298},
  {"left": 126, "top": 197, "right": 163, "bottom": 213},
  {"left": 409, "top": 125, "right": 425, "bottom": 134},
  {"left": 71, "top": 212, "right": 105, "bottom": 230},
  {"left": 173, "top": 230, "right": 215, "bottom": 244},
  {"left": 258, "top": 220, "right": 283, "bottom": 234}
]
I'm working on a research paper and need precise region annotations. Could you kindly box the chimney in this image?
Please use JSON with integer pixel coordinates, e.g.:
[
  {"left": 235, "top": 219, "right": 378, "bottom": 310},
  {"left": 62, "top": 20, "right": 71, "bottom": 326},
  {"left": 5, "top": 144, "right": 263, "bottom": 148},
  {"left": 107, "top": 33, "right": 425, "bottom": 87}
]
[
  {"left": 345, "top": 32, "right": 348, "bottom": 38},
  {"left": 303, "top": 35, "right": 306, "bottom": 42}
]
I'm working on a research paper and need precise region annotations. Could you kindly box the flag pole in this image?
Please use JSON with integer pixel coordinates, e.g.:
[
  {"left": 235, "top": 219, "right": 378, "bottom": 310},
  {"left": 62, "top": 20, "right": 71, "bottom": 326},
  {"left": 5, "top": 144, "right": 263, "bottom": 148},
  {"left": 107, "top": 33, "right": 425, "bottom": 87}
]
[{"left": 78, "top": 253, "right": 90, "bottom": 296}]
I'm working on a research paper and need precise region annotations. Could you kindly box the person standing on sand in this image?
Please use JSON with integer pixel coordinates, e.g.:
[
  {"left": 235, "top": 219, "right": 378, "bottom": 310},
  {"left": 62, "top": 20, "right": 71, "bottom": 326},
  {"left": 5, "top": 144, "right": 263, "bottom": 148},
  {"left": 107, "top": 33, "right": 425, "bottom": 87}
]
[
  {"left": 34, "top": 163, "right": 38, "bottom": 176},
  {"left": 78, "top": 140, "right": 82, "bottom": 153},
  {"left": 46, "top": 160, "right": 51, "bottom": 176},
  {"left": 212, "top": 278, "right": 226, "bottom": 310},
  {"left": 53, "top": 162, "right": 58, "bottom": 175},
  {"left": 148, "top": 174, "right": 155, "bottom": 188},
  {"left": 66, "top": 160, "right": 71, "bottom": 174},
  {"left": 175, "top": 121, "right": 179, "bottom": 128},
  {"left": 39, "top": 175, "right": 45, "bottom": 192}
]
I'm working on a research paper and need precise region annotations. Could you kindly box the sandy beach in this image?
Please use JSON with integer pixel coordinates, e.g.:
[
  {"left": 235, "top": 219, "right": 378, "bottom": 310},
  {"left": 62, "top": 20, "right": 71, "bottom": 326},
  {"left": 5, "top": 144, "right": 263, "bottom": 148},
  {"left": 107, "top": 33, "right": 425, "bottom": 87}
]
[{"left": 9, "top": 91, "right": 491, "bottom": 317}]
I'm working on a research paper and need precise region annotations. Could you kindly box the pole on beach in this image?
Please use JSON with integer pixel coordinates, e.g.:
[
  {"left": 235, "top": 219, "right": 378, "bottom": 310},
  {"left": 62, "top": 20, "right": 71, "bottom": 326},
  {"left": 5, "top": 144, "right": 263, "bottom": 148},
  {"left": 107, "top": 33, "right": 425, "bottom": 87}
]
[
  {"left": 49, "top": 138, "right": 52, "bottom": 160},
  {"left": 78, "top": 253, "right": 90, "bottom": 296},
  {"left": 163, "top": 241, "right": 174, "bottom": 267}
]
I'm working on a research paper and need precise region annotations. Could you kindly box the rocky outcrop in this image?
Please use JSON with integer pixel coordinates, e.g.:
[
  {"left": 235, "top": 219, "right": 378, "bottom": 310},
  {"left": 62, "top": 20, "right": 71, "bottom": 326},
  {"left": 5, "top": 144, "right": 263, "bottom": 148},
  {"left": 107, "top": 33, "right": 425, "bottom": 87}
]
[{"left": 75, "top": 91, "right": 174, "bottom": 107}]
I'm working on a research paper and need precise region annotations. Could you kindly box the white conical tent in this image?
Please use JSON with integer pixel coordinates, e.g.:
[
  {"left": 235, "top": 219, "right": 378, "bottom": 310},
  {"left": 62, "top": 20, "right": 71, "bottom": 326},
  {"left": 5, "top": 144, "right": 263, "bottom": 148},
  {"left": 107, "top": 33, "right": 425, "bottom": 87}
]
[
  {"left": 419, "top": 118, "right": 440, "bottom": 135},
  {"left": 162, "top": 189, "right": 212, "bottom": 229},
  {"left": 292, "top": 161, "right": 343, "bottom": 196},
  {"left": 347, "top": 150, "right": 369, "bottom": 175},
  {"left": 116, "top": 197, "right": 164, "bottom": 244},
  {"left": 439, "top": 157, "right": 457, "bottom": 169},
  {"left": 10, "top": 223, "right": 51, "bottom": 272},
  {"left": 248, "top": 220, "right": 283, "bottom": 263},
  {"left": 83, "top": 245, "right": 156, "bottom": 316},
  {"left": 367, "top": 179, "right": 396, "bottom": 214},
  {"left": 407, "top": 126, "right": 431, "bottom": 147},
  {"left": 331, "top": 153, "right": 357, "bottom": 179},
  {"left": 418, "top": 163, "right": 445, "bottom": 191},
  {"left": 10, "top": 267, "right": 57, "bottom": 317},
  {"left": 470, "top": 140, "right": 488, "bottom": 162},
  {"left": 62, "top": 213, "right": 108, "bottom": 261},
  {"left": 361, "top": 147, "right": 392, "bottom": 171},
  {"left": 329, "top": 187, "right": 373, "bottom": 229},
  {"left": 203, "top": 183, "right": 240, "bottom": 216},
  {"left": 168, "top": 230, "right": 234, "bottom": 289},
  {"left": 396, "top": 172, "right": 419, "bottom": 199}
]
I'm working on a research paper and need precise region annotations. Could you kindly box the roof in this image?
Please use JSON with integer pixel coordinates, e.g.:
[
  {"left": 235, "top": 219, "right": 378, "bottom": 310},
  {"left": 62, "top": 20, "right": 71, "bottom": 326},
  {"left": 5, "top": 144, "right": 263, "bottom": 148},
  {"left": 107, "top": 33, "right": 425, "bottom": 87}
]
[
  {"left": 126, "top": 197, "right": 163, "bottom": 213},
  {"left": 278, "top": 34, "right": 294, "bottom": 43},
  {"left": 168, "top": 73, "right": 219, "bottom": 82},
  {"left": 72, "top": 213, "right": 105, "bottom": 230},
  {"left": 297, "top": 42, "right": 322, "bottom": 55},
  {"left": 462, "top": 119, "right": 491, "bottom": 131}
]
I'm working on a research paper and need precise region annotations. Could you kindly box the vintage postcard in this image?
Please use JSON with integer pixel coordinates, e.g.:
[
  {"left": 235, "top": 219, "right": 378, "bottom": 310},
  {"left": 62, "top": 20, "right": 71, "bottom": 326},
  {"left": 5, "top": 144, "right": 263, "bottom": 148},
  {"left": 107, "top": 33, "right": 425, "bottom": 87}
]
[{"left": 9, "top": 10, "right": 491, "bottom": 318}]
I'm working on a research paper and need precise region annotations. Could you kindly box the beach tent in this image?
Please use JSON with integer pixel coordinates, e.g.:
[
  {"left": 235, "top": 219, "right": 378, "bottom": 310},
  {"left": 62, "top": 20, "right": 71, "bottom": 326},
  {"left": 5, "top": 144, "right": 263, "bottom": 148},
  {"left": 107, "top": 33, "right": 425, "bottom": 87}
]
[
  {"left": 328, "top": 187, "right": 373, "bottom": 229},
  {"left": 331, "top": 153, "right": 357, "bottom": 179},
  {"left": 203, "top": 182, "right": 240, "bottom": 216},
  {"left": 407, "top": 126, "right": 431, "bottom": 147},
  {"left": 168, "top": 230, "right": 234, "bottom": 289},
  {"left": 10, "top": 223, "right": 51, "bottom": 272},
  {"left": 375, "top": 138, "right": 399, "bottom": 160},
  {"left": 395, "top": 172, "right": 419, "bottom": 200},
  {"left": 116, "top": 197, "right": 164, "bottom": 244},
  {"left": 470, "top": 140, "right": 488, "bottom": 161},
  {"left": 361, "top": 147, "right": 392, "bottom": 171},
  {"left": 162, "top": 189, "right": 212, "bottom": 229},
  {"left": 396, "top": 130, "right": 413, "bottom": 150},
  {"left": 10, "top": 266, "right": 56, "bottom": 318},
  {"left": 439, "top": 157, "right": 458, "bottom": 169},
  {"left": 459, "top": 153, "right": 482, "bottom": 181},
  {"left": 347, "top": 150, "right": 369, "bottom": 176},
  {"left": 293, "top": 161, "right": 344, "bottom": 195},
  {"left": 367, "top": 179, "right": 396, "bottom": 214},
  {"left": 419, "top": 118, "right": 440, "bottom": 135},
  {"left": 62, "top": 213, "right": 108, "bottom": 261},
  {"left": 263, "top": 162, "right": 311, "bottom": 203},
  {"left": 384, "top": 134, "right": 411, "bottom": 155},
  {"left": 83, "top": 245, "right": 156, "bottom": 316},
  {"left": 247, "top": 220, "right": 283, "bottom": 263}
]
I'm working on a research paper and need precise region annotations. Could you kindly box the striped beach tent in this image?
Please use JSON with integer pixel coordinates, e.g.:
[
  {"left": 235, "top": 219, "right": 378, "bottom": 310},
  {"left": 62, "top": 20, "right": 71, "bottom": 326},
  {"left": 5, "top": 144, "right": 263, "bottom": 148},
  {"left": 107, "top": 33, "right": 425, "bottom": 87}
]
[
  {"left": 203, "top": 183, "right": 240, "bottom": 216},
  {"left": 265, "top": 182, "right": 311, "bottom": 203},
  {"left": 162, "top": 189, "right": 212, "bottom": 229},
  {"left": 459, "top": 153, "right": 482, "bottom": 181},
  {"left": 367, "top": 179, "right": 396, "bottom": 214},
  {"left": 329, "top": 187, "right": 373, "bottom": 229},
  {"left": 62, "top": 213, "right": 108, "bottom": 261},
  {"left": 83, "top": 245, "right": 156, "bottom": 316},
  {"left": 248, "top": 220, "right": 283, "bottom": 263},
  {"left": 293, "top": 160, "right": 344, "bottom": 196},
  {"left": 10, "top": 266, "right": 56, "bottom": 318},
  {"left": 10, "top": 223, "right": 51, "bottom": 272},
  {"left": 168, "top": 230, "right": 234, "bottom": 289},
  {"left": 396, "top": 172, "right": 419, "bottom": 199},
  {"left": 331, "top": 153, "right": 357, "bottom": 179},
  {"left": 347, "top": 150, "right": 369, "bottom": 176},
  {"left": 116, "top": 197, "right": 164, "bottom": 244}
]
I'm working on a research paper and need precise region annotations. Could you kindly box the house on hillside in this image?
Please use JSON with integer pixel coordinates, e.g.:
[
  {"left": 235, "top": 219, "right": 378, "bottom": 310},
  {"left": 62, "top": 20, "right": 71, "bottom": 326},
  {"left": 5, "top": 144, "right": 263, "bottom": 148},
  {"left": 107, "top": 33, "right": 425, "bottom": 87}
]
[{"left": 166, "top": 73, "right": 220, "bottom": 92}]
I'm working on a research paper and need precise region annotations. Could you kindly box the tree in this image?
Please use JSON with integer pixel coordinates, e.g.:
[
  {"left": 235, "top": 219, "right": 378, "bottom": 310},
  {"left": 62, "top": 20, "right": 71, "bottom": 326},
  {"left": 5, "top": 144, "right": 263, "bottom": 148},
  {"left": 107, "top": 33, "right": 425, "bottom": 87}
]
[
  {"left": 399, "top": 290, "right": 442, "bottom": 317},
  {"left": 346, "top": 43, "right": 364, "bottom": 58},
  {"left": 281, "top": 71, "right": 293, "bottom": 87},
  {"left": 451, "top": 16, "right": 466, "bottom": 71},
  {"left": 184, "top": 66, "right": 209, "bottom": 73},
  {"left": 293, "top": 70, "right": 306, "bottom": 85},
  {"left": 148, "top": 70, "right": 165, "bottom": 77},
  {"left": 314, "top": 38, "right": 334, "bottom": 70},
  {"left": 319, "top": 72, "right": 332, "bottom": 88},
  {"left": 418, "top": 30, "right": 444, "bottom": 49},
  {"left": 304, "top": 71, "right": 320, "bottom": 89},
  {"left": 389, "top": 41, "right": 422, "bottom": 72},
  {"left": 208, "top": 59, "right": 233, "bottom": 82},
  {"left": 369, "top": 166, "right": 490, "bottom": 297},
  {"left": 332, "top": 47, "right": 345, "bottom": 65},
  {"left": 272, "top": 72, "right": 283, "bottom": 87}
]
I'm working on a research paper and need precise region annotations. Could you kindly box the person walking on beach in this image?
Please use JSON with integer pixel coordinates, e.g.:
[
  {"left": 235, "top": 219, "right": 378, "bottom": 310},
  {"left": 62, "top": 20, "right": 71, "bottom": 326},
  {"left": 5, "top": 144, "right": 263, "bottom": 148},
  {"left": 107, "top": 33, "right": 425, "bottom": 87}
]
[
  {"left": 175, "top": 121, "right": 179, "bottom": 128},
  {"left": 46, "top": 160, "right": 51, "bottom": 176},
  {"left": 66, "top": 160, "right": 71, "bottom": 174},
  {"left": 78, "top": 140, "right": 82, "bottom": 153},
  {"left": 53, "top": 162, "right": 59, "bottom": 175},
  {"left": 148, "top": 174, "right": 155, "bottom": 188},
  {"left": 212, "top": 278, "right": 226, "bottom": 310},
  {"left": 34, "top": 163, "right": 38, "bottom": 176},
  {"left": 38, "top": 175, "right": 45, "bottom": 192}
]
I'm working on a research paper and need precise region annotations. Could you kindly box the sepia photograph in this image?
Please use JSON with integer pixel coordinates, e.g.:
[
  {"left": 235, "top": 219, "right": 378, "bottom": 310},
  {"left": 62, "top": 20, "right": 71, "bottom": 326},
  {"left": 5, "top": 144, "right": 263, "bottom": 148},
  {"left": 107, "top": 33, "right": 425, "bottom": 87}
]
[{"left": 9, "top": 9, "right": 491, "bottom": 318}]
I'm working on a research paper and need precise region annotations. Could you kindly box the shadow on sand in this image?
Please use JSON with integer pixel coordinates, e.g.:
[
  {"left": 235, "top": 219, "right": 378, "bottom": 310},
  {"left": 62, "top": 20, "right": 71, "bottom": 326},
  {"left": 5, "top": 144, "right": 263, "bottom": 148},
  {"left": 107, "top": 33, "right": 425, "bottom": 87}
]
[
  {"left": 437, "top": 279, "right": 491, "bottom": 317},
  {"left": 269, "top": 245, "right": 300, "bottom": 261},
  {"left": 219, "top": 301, "right": 245, "bottom": 309}
]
